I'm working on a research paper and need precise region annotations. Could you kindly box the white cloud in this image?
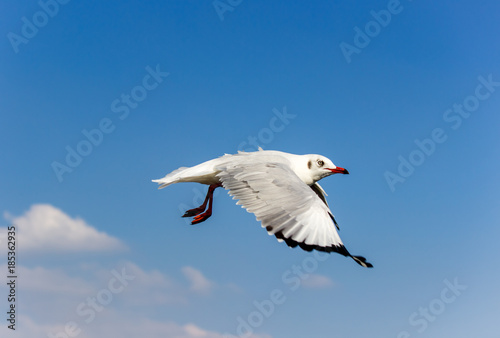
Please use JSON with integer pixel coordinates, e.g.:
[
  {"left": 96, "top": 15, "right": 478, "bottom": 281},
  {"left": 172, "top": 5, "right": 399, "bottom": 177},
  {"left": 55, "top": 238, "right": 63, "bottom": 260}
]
[
  {"left": 182, "top": 266, "right": 214, "bottom": 295},
  {"left": 301, "top": 274, "right": 334, "bottom": 289},
  {"left": 0, "top": 205, "right": 267, "bottom": 338},
  {"left": 120, "top": 261, "right": 188, "bottom": 306},
  {"left": 0, "top": 261, "right": 270, "bottom": 338},
  {"left": 3, "top": 204, "right": 126, "bottom": 253},
  {"left": 0, "top": 261, "right": 221, "bottom": 325},
  {"left": 13, "top": 315, "right": 272, "bottom": 338},
  {"left": 9, "top": 315, "right": 54, "bottom": 338},
  {"left": 17, "top": 265, "right": 94, "bottom": 296},
  {"left": 82, "top": 317, "right": 266, "bottom": 338}
]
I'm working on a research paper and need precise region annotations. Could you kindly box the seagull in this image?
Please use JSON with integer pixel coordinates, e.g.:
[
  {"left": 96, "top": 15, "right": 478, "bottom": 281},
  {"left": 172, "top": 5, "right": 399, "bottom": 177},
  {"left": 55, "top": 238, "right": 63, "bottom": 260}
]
[{"left": 152, "top": 149, "right": 373, "bottom": 268}]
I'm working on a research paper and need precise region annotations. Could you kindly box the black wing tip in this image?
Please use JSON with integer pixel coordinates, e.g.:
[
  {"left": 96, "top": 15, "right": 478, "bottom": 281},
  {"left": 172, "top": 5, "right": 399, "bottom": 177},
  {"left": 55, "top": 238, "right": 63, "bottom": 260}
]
[
  {"left": 274, "top": 231, "right": 373, "bottom": 268},
  {"left": 274, "top": 231, "right": 350, "bottom": 255},
  {"left": 351, "top": 255, "right": 373, "bottom": 268}
]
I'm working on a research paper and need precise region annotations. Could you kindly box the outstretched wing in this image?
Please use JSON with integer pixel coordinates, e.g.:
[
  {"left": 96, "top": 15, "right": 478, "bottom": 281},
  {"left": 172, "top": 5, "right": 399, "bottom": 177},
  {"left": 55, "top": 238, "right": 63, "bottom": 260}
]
[{"left": 216, "top": 162, "right": 348, "bottom": 255}]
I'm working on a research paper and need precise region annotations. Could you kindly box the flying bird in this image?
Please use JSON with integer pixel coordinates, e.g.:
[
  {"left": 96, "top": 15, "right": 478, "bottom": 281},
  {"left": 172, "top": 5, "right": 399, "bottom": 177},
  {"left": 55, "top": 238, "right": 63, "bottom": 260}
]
[{"left": 152, "top": 149, "right": 372, "bottom": 268}]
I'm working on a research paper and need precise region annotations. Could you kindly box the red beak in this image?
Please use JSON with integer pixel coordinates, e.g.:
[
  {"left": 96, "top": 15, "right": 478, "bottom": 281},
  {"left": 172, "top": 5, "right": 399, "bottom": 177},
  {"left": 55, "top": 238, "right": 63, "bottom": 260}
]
[{"left": 327, "top": 167, "right": 349, "bottom": 175}]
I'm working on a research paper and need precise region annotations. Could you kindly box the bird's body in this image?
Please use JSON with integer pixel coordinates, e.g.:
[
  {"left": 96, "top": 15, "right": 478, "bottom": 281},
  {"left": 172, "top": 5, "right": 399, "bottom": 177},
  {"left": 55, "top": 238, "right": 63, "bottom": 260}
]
[
  {"left": 152, "top": 149, "right": 373, "bottom": 268},
  {"left": 153, "top": 150, "right": 317, "bottom": 187}
]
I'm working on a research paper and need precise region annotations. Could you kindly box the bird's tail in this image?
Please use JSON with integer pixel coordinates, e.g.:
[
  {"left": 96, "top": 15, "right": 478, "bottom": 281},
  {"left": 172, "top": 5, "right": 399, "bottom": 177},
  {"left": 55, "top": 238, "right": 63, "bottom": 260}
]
[{"left": 152, "top": 167, "right": 189, "bottom": 189}]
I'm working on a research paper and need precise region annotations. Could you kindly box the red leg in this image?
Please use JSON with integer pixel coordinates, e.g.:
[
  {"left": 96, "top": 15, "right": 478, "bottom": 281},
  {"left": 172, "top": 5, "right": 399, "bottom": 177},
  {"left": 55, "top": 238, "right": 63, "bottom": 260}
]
[
  {"left": 182, "top": 190, "right": 211, "bottom": 218},
  {"left": 191, "top": 190, "right": 215, "bottom": 224},
  {"left": 182, "top": 183, "right": 221, "bottom": 223}
]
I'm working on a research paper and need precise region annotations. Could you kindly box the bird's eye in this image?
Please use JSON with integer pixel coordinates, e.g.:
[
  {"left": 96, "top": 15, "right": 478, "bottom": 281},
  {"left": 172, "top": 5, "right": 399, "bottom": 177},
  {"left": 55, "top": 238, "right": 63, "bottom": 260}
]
[{"left": 317, "top": 160, "right": 324, "bottom": 167}]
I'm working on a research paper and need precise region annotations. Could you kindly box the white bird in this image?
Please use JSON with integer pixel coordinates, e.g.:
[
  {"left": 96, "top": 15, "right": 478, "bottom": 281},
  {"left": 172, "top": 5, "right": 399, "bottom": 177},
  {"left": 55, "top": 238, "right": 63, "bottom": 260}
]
[{"left": 152, "top": 149, "right": 372, "bottom": 268}]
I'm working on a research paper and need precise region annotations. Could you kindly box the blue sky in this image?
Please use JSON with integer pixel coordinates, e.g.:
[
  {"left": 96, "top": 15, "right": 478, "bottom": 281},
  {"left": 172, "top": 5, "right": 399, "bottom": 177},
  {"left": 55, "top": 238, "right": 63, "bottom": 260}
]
[{"left": 1, "top": 0, "right": 499, "bottom": 337}]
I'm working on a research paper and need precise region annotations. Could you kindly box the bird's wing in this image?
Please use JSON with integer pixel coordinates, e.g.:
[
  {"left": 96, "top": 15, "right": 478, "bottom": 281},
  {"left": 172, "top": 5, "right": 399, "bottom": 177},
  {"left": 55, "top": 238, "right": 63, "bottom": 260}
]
[
  {"left": 310, "top": 182, "right": 339, "bottom": 230},
  {"left": 216, "top": 161, "right": 349, "bottom": 255}
]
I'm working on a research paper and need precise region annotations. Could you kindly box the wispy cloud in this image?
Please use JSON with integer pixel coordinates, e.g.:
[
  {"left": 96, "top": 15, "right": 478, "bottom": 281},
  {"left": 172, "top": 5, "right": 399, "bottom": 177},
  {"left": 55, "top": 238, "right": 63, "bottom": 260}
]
[
  {"left": 301, "top": 274, "right": 334, "bottom": 289},
  {"left": 15, "top": 265, "right": 94, "bottom": 296},
  {"left": 3, "top": 204, "right": 126, "bottom": 253},
  {"left": 182, "top": 266, "right": 214, "bottom": 295},
  {"left": 14, "top": 315, "right": 272, "bottom": 338},
  {"left": 0, "top": 261, "right": 265, "bottom": 338},
  {"left": 0, "top": 204, "right": 264, "bottom": 337},
  {"left": 121, "top": 261, "right": 188, "bottom": 306}
]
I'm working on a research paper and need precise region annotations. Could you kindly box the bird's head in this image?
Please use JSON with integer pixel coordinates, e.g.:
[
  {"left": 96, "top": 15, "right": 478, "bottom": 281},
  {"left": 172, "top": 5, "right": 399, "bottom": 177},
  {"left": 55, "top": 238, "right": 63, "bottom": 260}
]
[{"left": 302, "top": 155, "right": 349, "bottom": 184}]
